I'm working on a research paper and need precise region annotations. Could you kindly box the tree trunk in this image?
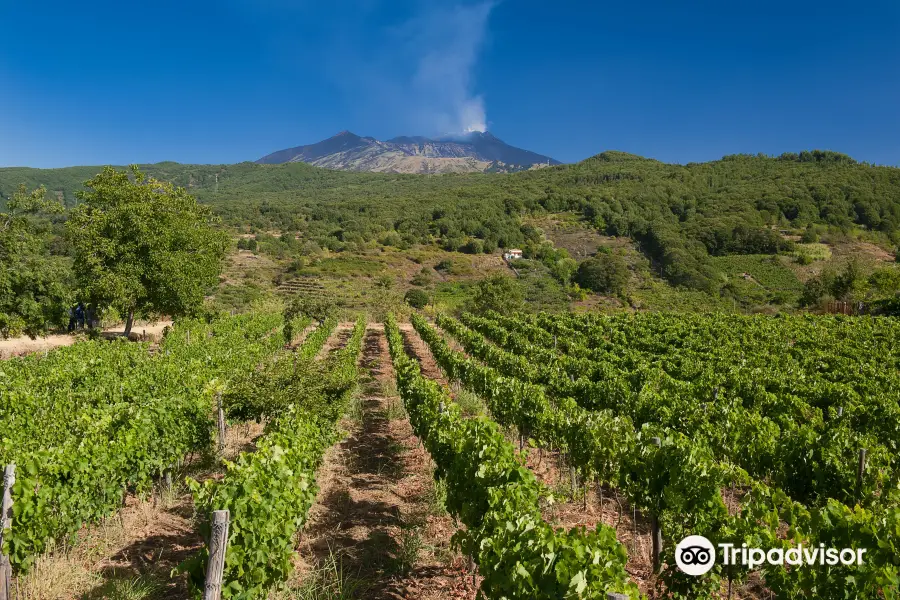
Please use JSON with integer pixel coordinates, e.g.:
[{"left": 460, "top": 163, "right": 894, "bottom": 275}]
[{"left": 124, "top": 309, "right": 135, "bottom": 337}]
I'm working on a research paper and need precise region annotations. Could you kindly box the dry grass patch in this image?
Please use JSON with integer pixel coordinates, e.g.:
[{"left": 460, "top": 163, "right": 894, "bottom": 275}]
[{"left": 13, "top": 495, "right": 177, "bottom": 600}]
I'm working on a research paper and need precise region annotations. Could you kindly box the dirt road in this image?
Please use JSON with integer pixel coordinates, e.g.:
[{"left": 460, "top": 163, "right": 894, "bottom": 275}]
[{"left": 0, "top": 320, "right": 173, "bottom": 359}]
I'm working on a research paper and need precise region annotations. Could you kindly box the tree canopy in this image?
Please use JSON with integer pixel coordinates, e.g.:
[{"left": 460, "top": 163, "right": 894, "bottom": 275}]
[
  {"left": 467, "top": 274, "right": 525, "bottom": 316},
  {"left": 66, "top": 166, "right": 227, "bottom": 334},
  {"left": 0, "top": 185, "right": 69, "bottom": 338},
  {"left": 575, "top": 253, "right": 630, "bottom": 295},
  {"left": 4, "top": 148, "right": 899, "bottom": 301}
]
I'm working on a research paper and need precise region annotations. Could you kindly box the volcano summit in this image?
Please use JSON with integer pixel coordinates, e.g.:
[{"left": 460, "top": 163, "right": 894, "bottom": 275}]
[{"left": 256, "top": 131, "right": 561, "bottom": 174}]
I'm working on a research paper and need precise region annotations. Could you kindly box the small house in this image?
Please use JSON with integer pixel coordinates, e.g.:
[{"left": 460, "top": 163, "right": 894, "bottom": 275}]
[{"left": 504, "top": 248, "right": 523, "bottom": 261}]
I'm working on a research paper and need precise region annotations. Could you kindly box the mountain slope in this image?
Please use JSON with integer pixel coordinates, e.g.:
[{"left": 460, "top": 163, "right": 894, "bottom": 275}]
[
  {"left": 255, "top": 131, "right": 560, "bottom": 174},
  {"left": 2, "top": 150, "right": 897, "bottom": 300},
  {"left": 255, "top": 131, "right": 374, "bottom": 165}
]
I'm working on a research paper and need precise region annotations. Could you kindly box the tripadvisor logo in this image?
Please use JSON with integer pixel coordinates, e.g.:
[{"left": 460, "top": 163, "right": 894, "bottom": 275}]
[
  {"left": 676, "top": 536, "right": 716, "bottom": 576},
  {"left": 675, "top": 535, "right": 868, "bottom": 576}
]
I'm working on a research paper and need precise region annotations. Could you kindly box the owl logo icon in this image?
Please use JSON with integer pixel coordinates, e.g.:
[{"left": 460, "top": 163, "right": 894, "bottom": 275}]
[{"left": 675, "top": 535, "right": 716, "bottom": 576}]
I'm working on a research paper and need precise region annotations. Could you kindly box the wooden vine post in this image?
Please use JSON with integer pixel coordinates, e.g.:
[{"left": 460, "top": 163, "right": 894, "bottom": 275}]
[
  {"left": 217, "top": 392, "right": 226, "bottom": 455},
  {"left": 203, "top": 510, "right": 230, "bottom": 600},
  {"left": 607, "top": 594, "right": 629, "bottom": 600},
  {"left": 649, "top": 437, "right": 663, "bottom": 573},
  {"left": 0, "top": 464, "right": 15, "bottom": 600},
  {"left": 856, "top": 448, "right": 867, "bottom": 502}
]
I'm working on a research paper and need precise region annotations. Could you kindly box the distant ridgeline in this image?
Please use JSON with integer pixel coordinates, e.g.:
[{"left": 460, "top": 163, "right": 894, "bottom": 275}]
[{"left": 1, "top": 149, "right": 898, "bottom": 294}]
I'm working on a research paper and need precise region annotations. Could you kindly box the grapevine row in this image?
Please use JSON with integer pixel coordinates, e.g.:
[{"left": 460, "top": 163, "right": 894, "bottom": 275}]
[
  {"left": 296, "top": 316, "right": 338, "bottom": 360},
  {"left": 385, "top": 315, "right": 639, "bottom": 600},
  {"left": 454, "top": 311, "right": 897, "bottom": 508},
  {"left": 525, "top": 311, "right": 900, "bottom": 454},
  {"left": 0, "top": 311, "right": 284, "bottom": 571},
  {"left": 411, "top": 313, "right": 899, "bottom": 598},
  {"left": 183, "top": 317, "right": 366, "bottom": 597},
  {"left": 224, "top": 316, "right": 338, "bottom": 422}
]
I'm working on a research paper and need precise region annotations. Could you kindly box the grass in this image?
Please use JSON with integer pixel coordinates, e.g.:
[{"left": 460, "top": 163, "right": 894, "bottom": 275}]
[
  {"left": 330, "top": 488, "right": 354, "bottom": 517},
  {"left": 545, "top": 476, "right": 577, "bottom": 505},
  {"left": 345, "top": 393, "right": 365, "bottom": 426},
  {"left": 629, "top": 279, "right": 736, "bottom": 312},
  {"left": 15, "top": 546, "right": 104, "bottom": 600},
  {"left": 158, "top": 476, "right": 182, "bottom": 510},
  {"left": 87, "top": 575, "right": 162, "bottom": 600},
  {"left": 434, "top": 256, "right": 475, "bottom": 276},
  {"left": 380, "top": 376, "right": 399, "bottom": 399},
  {"left": 386, "top": 440, "right": 406, "bottom": 461},
  {"left": 384, "top": 398, "right": 407, "bottom": 421},
  {"left": 792, "top": 242, "right": 833, "bottom": 261},
  {"left": 425, "top": 474, "right": 448, "bottom": 517},
  {"left": 431, "top": 281, "right": 475, "bottom": 312},
  {"left": 712, "top": 254, "right": 804, "bottom": 292},
  {"left": 278, "top": 550, "right": 368, "bottom": 600},
  {"left": 14, "top": 478, "right": 185, "bottom": 600},
  {"left": 454, "top": 388, "right": 486, "bottom": 417},
  {"left": 393, "top": 524, "right": 424, "bottom": 576}
]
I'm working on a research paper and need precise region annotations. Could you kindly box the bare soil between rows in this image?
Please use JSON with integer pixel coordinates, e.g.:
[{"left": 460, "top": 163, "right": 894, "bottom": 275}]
[{"left": 293, "top": 325, "right": 478, "bottom": 599}]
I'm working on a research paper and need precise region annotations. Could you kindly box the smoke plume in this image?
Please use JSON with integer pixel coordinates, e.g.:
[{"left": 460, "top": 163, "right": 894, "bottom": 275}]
[
  {"left": 334, "top": 1, "right": 495, "bottom": 135},
  {"left": 405, "top": 1, "right": 493, "bottom": 133}
]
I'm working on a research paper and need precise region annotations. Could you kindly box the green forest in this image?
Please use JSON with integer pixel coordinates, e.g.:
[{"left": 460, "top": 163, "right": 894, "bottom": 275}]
[{"left": 2, "top": 149, "right": 899, "bottom": 334}]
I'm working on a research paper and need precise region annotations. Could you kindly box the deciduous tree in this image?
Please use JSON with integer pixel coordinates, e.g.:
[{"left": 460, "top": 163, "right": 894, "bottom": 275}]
[
  {"left": 575, "top": 253, "right": 630, "bottom": 295},
  {"left": 67, "top": 166, "right": 227, "bottom": 336},
  {"left": 0, "top": 185, "right": 69, "bottom": 337},
  {"left": 468, "top": 274, "right": 524, "bottom": 316}
]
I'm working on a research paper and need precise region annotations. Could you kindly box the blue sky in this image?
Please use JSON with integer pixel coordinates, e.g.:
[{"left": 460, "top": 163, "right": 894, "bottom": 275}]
[{"left": 1, "top": 0, "right": 898, "bottom": 168}]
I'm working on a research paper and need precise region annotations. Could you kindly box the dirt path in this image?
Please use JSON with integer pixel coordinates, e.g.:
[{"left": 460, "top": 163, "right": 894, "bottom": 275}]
[
  {"left": 0, "top": 320, "right": 173, "bottom": 359},
  {"left": 397, "top": 323, "right": 448, "bottom": 385},
  {"left": 293, "top": 325, "right": 477, "bottom": 599},
  {"left": 317, "top": 321, "right": 356, "bottom": 359}
]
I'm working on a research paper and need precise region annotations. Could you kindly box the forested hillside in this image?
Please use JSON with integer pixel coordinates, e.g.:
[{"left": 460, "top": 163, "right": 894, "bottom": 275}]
[{"left": 2, "top": 150, "right": 898, "bottom": 298}]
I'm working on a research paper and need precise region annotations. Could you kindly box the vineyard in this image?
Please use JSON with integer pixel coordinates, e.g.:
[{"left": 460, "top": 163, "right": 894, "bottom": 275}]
[{"left": 0, "top": 308, "right": 897, "bottom": 599}]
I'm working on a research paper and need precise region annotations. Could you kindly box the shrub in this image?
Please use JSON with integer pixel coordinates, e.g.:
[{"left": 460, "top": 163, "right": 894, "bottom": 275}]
[
  {"left": 801, "top": 227, "right": 820, "bottom": 243},
  {"left": 435, "top": 259, "right": 454, "bottom": 273},
  {"left": 375, "top": 274, "right": 395, "bottom": 289},
  {"left": 461, "top": 239, "right": 484, "bottom": 254},
  {"left": 405, "top": 288, "right": 430, "bottom": 309},
  {"left": 575, "top": 253, "right": 630, "bottom": 295},
  {"left": 869, "top": 267, "right": 900, "bottom": 295},
  {"left": 467, "top": 274, "right": 524, "bottom": 316},
  {"left": 411, "top": 267, "right": 433, "bottom": 287}
]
